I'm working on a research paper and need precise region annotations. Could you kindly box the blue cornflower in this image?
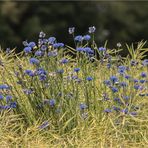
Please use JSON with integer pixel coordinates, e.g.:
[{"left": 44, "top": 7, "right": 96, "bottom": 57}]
[
  {"left": 0, "top": 84, "right": 10, "bottom": 90},
  {"left": 112, "top": 106, "right": 120, "bottom": 112},
  {"left": 38, "top": 121, "right": 49, "bottom": 129},
  {"left": 35, "top": 50, "right": 43, "bottom": 57},
  {"left": 133, "top": 79, "right": 138, "bottom": 83},
  {"left": 39, "top": 74, "right": 46, "bottom": 81},
  {"left": 120, "top": 82, "right": 127, "bottom": 87},
  {"left": 68, "top": 27, "right": 75, "bottom": 34},
  {"left": 104, "top": 108, "right": 112, "bottom": 113},
  {"left": 60, "top": 59, "right": 69, "bottom": 64},
  {"left": 30, "top": 58, "right": 39, "bottom": 65},
  {"left": 24, "top": 70, "right": 35, "bottom": 77},
  {"left": 24, "top": 47, "right": 32, "bottom": 53},
  {"left": 114, "top": 98, "right": 121, "bottom": 103},
  {"left": 74, "top": 35, "right": 83, "bottom": 42},
  {"left": 83, "top": 35, "right": 91, "bottom": 41},
  {"left": 118, "top": 66, "right": 126, "bottom": 74},
  {"left": 6, "top": 95, "right": 12, "bottom": 102},
  {"left": 53, "top": 43, "right": 64, "bottom": 48},
  {"left": 80, "top": 103, "right": 87, "bottom": 110},
  {"left": 74, "top": 68, "right": 80, "bottom": 73},
  {"left": 104, "top": 80, "right": 111, "bottom": 86},
  {"left": 141, "top": 72, "right": 147, "bottom": 78},
  {"left": 122, "top": 108, "right": 128, "bottom": 114},
  {"left": 28, "top": 42, "right": 36, "bottom": 48},
  {"left": 76, "top": 47, "right": 85, "bottom": 52},
  {"left": 86, "top": 76, "right": 93, "bottom": 81},
  {"left": 0, "top": 94, "right": 4, "bottom": 100},
  {"left": 10, "top": 102, "right": 17, "bottom": 108},
  {"left": 125, "top": 75, "right": 131, "bottom": 79},
  {"left": 48, "top": 50, "right": 58, "bottom": 57},
  {"left": 41, "top": 45, "right": 47, "bottom": 51},
  {"left": 111, "top": 87, "right": 118, "bottom": 93},
  {"left": 110, "top": 76, "right": 118, "bottom": 84},
  {"left": 57, "top": 69, "right": 64, "bottom": 74},
  {"left": 84, "top": 47, "right": 94, "bottom": 54},
  {"left": 134, "top": 85, "right": 140, "bottom": 90},
  {"left": 98, "top": 47, "right": 106, "bottom": 51},
  {"left": 130, "top": 112, "right": 137, "bottom": 116},
  {"left": 140, "top": 79, "right": 145, "bottom": 84},
  {"left": 88, "top": 26, "right": 96, "bottom": 33},
  {"left": 49, "top": 99, "right": 56, "bottom": 107},
  {"left": 142, "top": 59, "right": 148, "bottom": 66},
  {"left": 37, "top": 68, "right": 47, "bottom": 75},
  {"left": 48, "top": 37, "right": 56, "bottom": 44}
]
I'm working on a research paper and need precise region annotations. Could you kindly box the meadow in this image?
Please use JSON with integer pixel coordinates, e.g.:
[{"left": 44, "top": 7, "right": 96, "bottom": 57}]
[{"left": 0, "top": 27, "right": 148, "bottom": 147}]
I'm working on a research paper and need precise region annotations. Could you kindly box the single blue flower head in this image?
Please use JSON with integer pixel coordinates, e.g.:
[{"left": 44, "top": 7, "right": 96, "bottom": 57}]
[
  {"left": 98, "top": 47, "right": 106, "bottom": 51},
  {"left": 111, "top": 87, "right": 118, "bottom": 93},
  {"left": 68, "top": 27, "right": 75, "bottom": 34},
  {"left": 83, "top": 35, "right": 91, "bottom": 41},
  {"left": 36, "top": 68, "right": 47, "bottom": 76},
  {"left": 48, "top": 37, "right": 56, "bottom": 44},
  {"left": 24, "top": 47, "right": 32, "bottom": 53},
  {"left": 49, "top": 99, "right": 56, "bottom": 107},
  {"left": 74, "top": 35, "right": 83, "bottom": 42},
  {"left": 141, "top": 72, "right": 147, "bottom": 78},
  {"left": 0, "top": 94, "right": 4, "bottom": 100},
  {"left": 120, "top": 82, "right": 127, "bottom": 87},
  {"left": 122, "top": 108, "right": 128, "bottom": 114},
  {"left": 133, "top": 79, "right": 138, "bottom": 83},
  {"left": 53, "top": 43, "right": 64, "bottom": 48},
  {"left": 6, "top": 95, "right": 12, "bottom": 102},
  {"left": 41, "top": 45, "right": 47, "bottom": 51},
  {"left": 118, "top": 66, "right": 126, "bottom": 74},
  {"left": 123, "top": 96, "right": 130, "bottom": 101},
  {"left": 110, "top": 76, "right": 118, "bottom": 83},
  {"left": 28, "top": 42, "right": 36, "bottom": 48},
  {"left": 114, "top": 97, "right": 121, "bottom": 103},
  {"left": 76, "top": 47, "right": 85, "bottom": 52},
  {"left": 0, "top": 84, "right": 10, "bottom": 90},
  {"left": 86, "top": 76, "right": 93, "bottom": 81},
  {"left": 60, "top": 58, "right": 68, "bottom": 64},
  {"left": 80, "top": 103, "right": 87, "bottom": 110},
  {"left": 125, "top": 75, "right": 131, "bottom": 79},
  {"left": 10, "top": 102, "right": 17, "bottom": 108},
  {"left": 88, "top": 26, "right": 96, "bottom": 33},
  {"left": 140, "top": 79, "right": 145, "bottom": 84},
  {"left": 30, "top": 58, "right": 39, "bottom": 65},
  {"left": 130, "top": 112, "right": 137, "bottom": 116},
  {"left": 134, "top": 84, "right": 140, "bottom": 90},
  {"left": 24, "top": 70, "right": 35, "bottom": 77},
  {"left": 74, "top": 68, "right": 80, "bottom": 73},
  {"left": 112, "top": 106, "right": 120, "bottom": 112},
  {"left": 104, "top": 80, "right": 111, "bottom": 86},
  {"left": 35, "top": 50, "right": 43, "bottom": 57},
  {"left": 84, "top": 47, "right": 94, "bottom": 54},
  {"left": 142, "top": 59, "right": 148, "bottom": 66},
  {"left": 39, "top": 74, "right": 46, "bottom": 81},
  {"left": 104, "top": 108, "right": 112, "bottom": 113}
]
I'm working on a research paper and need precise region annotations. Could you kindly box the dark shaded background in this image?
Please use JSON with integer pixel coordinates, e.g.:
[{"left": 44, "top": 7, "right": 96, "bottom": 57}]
[{"left": 0, "top": 1, "right": 148, "bottom": 54}]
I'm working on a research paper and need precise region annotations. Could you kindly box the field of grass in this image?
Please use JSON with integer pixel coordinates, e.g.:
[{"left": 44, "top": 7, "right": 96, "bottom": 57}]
[{"left": 0, "top": 29, "right": 148, "bottom": 147}]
